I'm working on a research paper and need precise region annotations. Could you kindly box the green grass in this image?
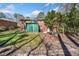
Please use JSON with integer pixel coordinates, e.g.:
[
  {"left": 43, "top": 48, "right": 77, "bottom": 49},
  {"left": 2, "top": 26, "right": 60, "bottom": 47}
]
[
  {"left": 15, "top": 33, "right": 39, "bottom": 47},
  {"left": 0, "top": 31, "right": 42, "bottom": 48},
  {"left": 0, "top": 31, "right": 43, "bottom": 56},
  {"left": 4, "top": 33, "right": 29, "bottom": 46},
  {"left": 0, "top": 35, "right": 14, "bottom": 43}
]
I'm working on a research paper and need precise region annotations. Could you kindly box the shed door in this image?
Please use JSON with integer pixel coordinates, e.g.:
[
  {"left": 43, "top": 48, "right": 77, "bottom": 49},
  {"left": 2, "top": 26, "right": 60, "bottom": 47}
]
[{"left": 26, "top": 23, "right": 39, "bottom": 32}]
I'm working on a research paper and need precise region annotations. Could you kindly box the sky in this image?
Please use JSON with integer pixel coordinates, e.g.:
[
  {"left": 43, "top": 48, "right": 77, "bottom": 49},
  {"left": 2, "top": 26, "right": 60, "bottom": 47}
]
[{"left": 0, "top": 3, "right": 63, "bottom": 19}]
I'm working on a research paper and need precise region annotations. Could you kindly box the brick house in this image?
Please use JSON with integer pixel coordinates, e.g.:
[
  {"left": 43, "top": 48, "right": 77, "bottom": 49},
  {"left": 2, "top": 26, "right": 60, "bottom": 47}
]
[{"left": 0, "top": 18, "right": 17, "bottom": 30}]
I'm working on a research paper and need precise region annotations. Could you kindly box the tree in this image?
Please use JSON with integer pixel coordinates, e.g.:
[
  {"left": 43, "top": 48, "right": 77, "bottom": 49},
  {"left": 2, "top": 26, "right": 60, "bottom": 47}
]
[
  {"left": 44, "top": 10, "right": 62, "bottom": 32},
  {"left": 44, "top": 10, "right": 55, "bottom": 30},
  {"left": 44, "top": 3, "right": 79, "bottom": 33},
  {"left": 65, "top": 3, "right": 79, "bottom": 33},
  {"left": 0, "top": 12, "right": 6, "bottom": 18},
  {"left": 37, "top": 12, "right": 45, "bottom": 20},
  {"left": 14, "top": 13, "right": 25, "bottom": 22},
  {"left": 56, "top": 3, "right": 79, "bottom": 33}
]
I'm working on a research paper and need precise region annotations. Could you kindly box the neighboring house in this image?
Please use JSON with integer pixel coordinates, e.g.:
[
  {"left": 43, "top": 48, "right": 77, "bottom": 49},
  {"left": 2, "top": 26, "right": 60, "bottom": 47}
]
[
  {"left": 0, "top": 18, "right": 17, "bottom": 30},
  {"left": 0, "top": 12, "right": 17, "bottom": 30}
]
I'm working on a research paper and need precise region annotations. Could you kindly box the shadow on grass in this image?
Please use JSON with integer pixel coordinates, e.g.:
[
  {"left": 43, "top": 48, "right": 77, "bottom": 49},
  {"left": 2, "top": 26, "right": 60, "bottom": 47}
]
[
  {"left": 39, "top": 34, "right": 50, "bottom": 56},
  {"left": 0, "top": 31, "right": 22, "bottom": 37},
  {"left": 68, "top": 33, "right": 76, "bottom": 38},
  {"left": 0, "top": 30, "right": 8, "bottom": 33},
  {"left": 0, "top": 32, "right": 27, "bottom": 55},
  {"left": 44, "top": 43, "right": 50, "bottom": 56},
  {"left": 27, "top": 39, "right": 43, "bottom": 56},
  {"left": 0, "top": 31, "right": 16, "bottom": 36},
  {"left": 0, "top": 34, "right": 12, "bottom": 38},
  {"left": 0, "top": 31, "right": 19, "bottom": 46},
  {"left": 0, "top": 34, "right": 16, "bottom": 47},
  {"left": 0, "top": 47, "right": 11, "bottom": 54},
  {"left": 75, "top": 33, "right": 79, "bottom": 36},
  {"left": 5, "top": 35, "right": 39, "bottom": 56},
  {"left": 65, "top": 33, "right": 79, "bottom": 47},
  {"left": 68, "top": 33, "right": 79, "bottom": 41},
  {"left": 58, "top": 34, "right": 71, "bottom": 56},
  {"left": 5, "top": 34, "right": 28, "bottom": 46}
]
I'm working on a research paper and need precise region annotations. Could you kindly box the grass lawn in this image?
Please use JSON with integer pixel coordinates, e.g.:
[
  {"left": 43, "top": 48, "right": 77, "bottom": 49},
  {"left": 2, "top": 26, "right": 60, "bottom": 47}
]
[
  {"left": 0, "top": 30, "right": 44, "bottom": 56},
  {"left": 0, "top": 31, "right": 42, "bottom": 48},
  {"left": 0, "top": 30, "right": 79, "bottom": 56}
]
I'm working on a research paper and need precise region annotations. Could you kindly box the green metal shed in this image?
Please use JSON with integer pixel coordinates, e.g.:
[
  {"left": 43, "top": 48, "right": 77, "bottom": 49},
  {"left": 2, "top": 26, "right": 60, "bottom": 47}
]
[{"left": 26, "top": 23, "right": 40, "bottom": 32}]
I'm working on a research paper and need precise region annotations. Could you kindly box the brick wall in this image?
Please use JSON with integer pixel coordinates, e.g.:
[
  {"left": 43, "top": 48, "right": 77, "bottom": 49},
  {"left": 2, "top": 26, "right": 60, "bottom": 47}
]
[{"left": 17, "top": 20, "right": 25, "bottom": 32}]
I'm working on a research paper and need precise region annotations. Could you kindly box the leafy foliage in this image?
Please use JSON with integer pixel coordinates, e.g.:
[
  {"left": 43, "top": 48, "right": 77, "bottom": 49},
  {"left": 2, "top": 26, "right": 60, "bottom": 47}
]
[
  {"left": 14, "top": 13, "right": 25, "bottom": 22},
  {"left": 37, "top": 12, "right": 45, "bottom": 20},
  {"left": 44, "top": 3, "right": 79, "bottom": 33}
]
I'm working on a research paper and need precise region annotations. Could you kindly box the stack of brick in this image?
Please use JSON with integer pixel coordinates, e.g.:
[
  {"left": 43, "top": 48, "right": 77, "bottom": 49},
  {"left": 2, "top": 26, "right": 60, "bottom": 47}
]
[
  {"left": 37, "top": 20, "right": 48, "bottom": 33},
  {"left": 18, "top": 19, "right": 25, "bottom": 32}
]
